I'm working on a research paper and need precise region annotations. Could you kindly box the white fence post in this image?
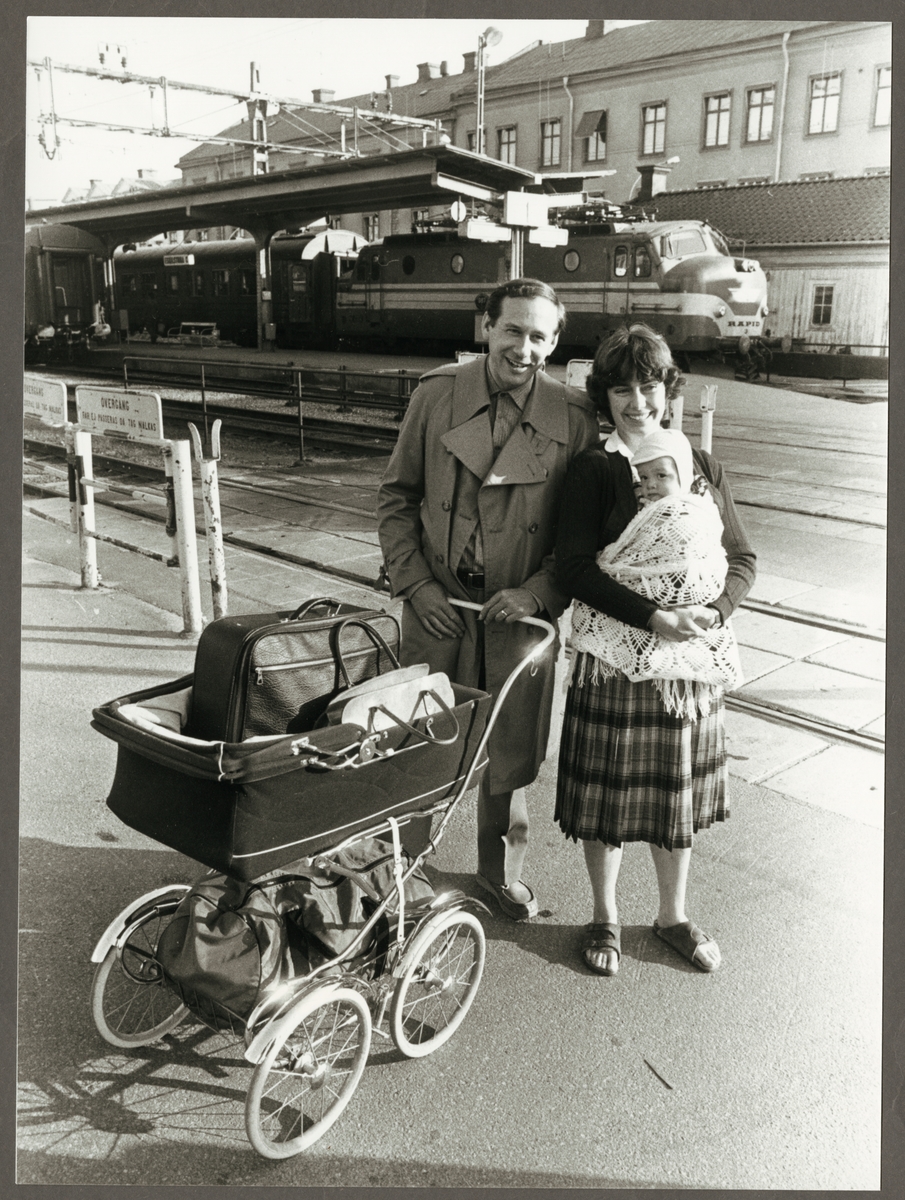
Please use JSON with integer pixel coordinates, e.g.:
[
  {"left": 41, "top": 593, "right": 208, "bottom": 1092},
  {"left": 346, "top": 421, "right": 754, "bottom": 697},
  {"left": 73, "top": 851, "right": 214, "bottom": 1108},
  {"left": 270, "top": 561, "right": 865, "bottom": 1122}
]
[
  {"left": 189, "top": 420, "right": 228, "bottom": 621},
  {"left": 71, "top": 427, "right": 99, "bottom": 589},
  {"left": 669, "top": 394, "right": 684, "bottom": 432},
  {"left": 700, "top": 384, "right": 718, "bottom": 454},
  {"left": 166, "top": 438, "right": 203, "bottom": 635}
]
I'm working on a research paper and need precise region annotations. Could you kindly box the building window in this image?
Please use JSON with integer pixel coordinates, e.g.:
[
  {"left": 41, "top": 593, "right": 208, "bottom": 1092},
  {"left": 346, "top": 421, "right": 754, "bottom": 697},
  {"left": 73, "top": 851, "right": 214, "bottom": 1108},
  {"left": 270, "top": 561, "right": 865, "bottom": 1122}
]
[
  {"left": 704, "top": 93, "right": 731, "bottom": 148},
  {"left": 812, "top": 285, "right": 834, "bottom": 326},
  {"left": 364, "top": 214, "right": 379, "bottom": 240},
  {"left": 498, "top": 126, "right": 517, "bottom": 164},
  {"left": 466, "top": 131, "right": 475, "bottom": 152},
  {"left": 809, "top": 73, "right": 841, "bottom": 134},
  {"left": 540, "top": 119, "right": 562, "bottom": 167},
  {"left": 641, "top": 103, "right": 666, "bottom": 156},
  {"left": 412, "top": 208, "right": 430, "bottom": 225},
  {"left": 745, "top": 86, "right": 775, "bottom": 142},
  {"left": 874, "top": 65, "right": 891, "bottom": 127},
  {"left": 576, "top": 110, "right": 607, "bottom": 162}
]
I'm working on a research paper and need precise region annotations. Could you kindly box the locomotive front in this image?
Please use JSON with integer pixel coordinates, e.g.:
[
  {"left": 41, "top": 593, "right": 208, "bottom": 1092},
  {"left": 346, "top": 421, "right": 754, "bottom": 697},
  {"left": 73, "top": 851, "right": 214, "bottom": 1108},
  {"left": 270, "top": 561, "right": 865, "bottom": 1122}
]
[{"left": 648, "top": 222, "right": 768, "bottom": 353}]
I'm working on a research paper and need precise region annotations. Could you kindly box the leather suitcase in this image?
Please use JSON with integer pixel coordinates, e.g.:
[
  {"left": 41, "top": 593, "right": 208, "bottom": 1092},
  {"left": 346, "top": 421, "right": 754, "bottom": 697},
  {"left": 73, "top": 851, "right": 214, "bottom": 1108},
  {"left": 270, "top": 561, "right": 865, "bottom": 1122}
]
[{"left": 186, "top": 597, "right": 400, "bottom": 742}]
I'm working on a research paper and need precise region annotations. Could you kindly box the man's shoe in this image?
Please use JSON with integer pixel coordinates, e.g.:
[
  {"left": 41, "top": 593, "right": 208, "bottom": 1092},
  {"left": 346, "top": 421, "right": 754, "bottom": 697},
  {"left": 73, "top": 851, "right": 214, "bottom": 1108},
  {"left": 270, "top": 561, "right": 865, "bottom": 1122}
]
[{"left": 475, "top": 873, "right": 538, "bottom": 920}]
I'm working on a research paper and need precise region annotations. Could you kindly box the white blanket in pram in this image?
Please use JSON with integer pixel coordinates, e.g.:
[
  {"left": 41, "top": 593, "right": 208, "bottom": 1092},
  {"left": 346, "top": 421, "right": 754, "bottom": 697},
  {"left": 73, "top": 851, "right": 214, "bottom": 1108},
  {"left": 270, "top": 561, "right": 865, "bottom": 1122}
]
[{"left": 570, "top": 493, "right": 743, "bottom": 719}]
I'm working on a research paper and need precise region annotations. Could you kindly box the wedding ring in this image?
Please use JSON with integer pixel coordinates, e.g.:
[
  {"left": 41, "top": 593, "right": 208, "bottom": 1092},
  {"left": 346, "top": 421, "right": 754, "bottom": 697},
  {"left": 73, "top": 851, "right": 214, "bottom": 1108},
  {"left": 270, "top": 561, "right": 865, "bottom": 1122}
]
[{"left": 499, "top": 609, "right": 508, "bottom": 617}]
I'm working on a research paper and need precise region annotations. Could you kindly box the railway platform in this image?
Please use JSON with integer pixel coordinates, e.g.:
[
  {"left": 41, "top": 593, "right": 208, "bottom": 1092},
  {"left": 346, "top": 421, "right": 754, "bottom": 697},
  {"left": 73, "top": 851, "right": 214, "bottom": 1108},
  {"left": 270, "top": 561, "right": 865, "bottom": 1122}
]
[{"left": 16, "top": 370, "right": 894, "bottom": 1189}]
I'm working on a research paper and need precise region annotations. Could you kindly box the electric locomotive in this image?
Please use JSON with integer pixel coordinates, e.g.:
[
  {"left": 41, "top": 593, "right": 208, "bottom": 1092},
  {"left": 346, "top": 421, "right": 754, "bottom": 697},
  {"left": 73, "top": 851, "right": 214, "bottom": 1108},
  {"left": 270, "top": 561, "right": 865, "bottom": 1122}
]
[{"left": 337, "top": 210, "right": 768, "bottom": 356}]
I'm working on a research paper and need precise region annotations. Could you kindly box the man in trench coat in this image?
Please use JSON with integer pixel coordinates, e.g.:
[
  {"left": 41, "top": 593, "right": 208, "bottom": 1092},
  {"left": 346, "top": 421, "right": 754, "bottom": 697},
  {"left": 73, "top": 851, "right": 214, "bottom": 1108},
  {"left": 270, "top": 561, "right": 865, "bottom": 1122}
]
[{"left": 377, "top": 278, "right": 597, "bottom": 919}]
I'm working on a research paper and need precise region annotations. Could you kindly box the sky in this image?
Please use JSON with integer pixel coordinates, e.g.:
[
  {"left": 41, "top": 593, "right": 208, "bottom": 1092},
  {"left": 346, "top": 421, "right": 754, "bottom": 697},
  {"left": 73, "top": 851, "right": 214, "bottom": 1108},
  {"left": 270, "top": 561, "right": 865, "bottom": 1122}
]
[{"left": 25, "top": 17, "right": 646, "bottom": 206}]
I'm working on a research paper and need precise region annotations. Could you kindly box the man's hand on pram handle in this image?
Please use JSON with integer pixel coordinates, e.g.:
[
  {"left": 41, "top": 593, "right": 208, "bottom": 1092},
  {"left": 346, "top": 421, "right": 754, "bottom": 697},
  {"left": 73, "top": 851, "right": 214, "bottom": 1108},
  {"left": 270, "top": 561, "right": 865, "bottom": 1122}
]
[
  {"left": 479, "top": 587, "right": 541, "bottom": 624},
  {"left": 409, "top": 580, "right": 468, "bottom": 640}
]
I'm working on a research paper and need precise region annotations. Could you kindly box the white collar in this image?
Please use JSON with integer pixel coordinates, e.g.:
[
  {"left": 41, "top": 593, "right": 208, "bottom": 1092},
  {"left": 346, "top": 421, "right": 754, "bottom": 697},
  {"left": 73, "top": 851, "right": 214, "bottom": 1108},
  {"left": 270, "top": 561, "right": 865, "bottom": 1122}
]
[{"left": 603, "top": 429, "right": 634, "bottom": 458}]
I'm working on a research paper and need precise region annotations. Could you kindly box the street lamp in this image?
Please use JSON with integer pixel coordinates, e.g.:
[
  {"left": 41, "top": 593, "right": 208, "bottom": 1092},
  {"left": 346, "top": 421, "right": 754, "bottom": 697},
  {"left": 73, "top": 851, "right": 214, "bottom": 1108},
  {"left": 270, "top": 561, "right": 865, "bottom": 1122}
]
[{"left": 476, "top": 26, "right": 503, "bottom": 156}]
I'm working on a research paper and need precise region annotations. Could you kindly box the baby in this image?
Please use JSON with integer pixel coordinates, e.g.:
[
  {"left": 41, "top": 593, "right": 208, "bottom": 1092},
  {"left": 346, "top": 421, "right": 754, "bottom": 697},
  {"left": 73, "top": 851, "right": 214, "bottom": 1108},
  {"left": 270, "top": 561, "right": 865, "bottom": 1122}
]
[{"left": 570, "top": 428, "right": 743, "bottom": 719}]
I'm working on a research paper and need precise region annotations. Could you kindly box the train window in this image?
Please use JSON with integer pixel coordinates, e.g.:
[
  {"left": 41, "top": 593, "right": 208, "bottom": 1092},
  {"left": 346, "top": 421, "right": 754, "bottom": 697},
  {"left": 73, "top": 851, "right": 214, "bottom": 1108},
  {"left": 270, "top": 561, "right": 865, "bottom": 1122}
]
[
  {"left": 450, "top": 254, "right": 464, "bottom": 274},
  {"left": 192, "top": 271, "right": 205, "bottom": 297},
  {"left": 168, "top": 273, "right": 180, "bottom": 293},
  {"left": 614, "top": 247, "right": 628, "bottom": 278},
  {"left": 660, "top": 229, "right": 708, "bottom": 259},
  {"left": 402, "top": 255, "right": 416, "bottom": 276},
  {"left": 140, "top": 273, "right": 157, "bottom": 297},
  {"left": 238, "top": 269, "right": 254, "bottom": 295},
  {"left": 634, "top": 246, "right": 652, "bottom": 278},
  {"left": 563, "top": 250, "right": 581, "bottom": 272},
  {"left": 290, "top": 265, "right": 307, "bottom": 294},
  {"left": 212, "top": 270, "right": 230, "bottom": 296},
  {"left": 121, "top": 274, "right": 137, "bottom": 294}
]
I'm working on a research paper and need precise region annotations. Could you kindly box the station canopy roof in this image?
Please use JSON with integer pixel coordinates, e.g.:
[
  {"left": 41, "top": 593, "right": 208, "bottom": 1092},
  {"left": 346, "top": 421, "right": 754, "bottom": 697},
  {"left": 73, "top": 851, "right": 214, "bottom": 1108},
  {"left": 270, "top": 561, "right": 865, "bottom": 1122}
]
[{"left": 25, "top": 145, "right": 579, "bottom": 248}]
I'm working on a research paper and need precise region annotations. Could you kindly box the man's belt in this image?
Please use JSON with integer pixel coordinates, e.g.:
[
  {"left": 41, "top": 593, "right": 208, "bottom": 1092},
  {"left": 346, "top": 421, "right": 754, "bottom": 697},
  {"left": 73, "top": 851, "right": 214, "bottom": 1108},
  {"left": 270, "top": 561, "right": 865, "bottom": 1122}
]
[{"left": 456, "top": 566, "right": 485, "bottom": 589}]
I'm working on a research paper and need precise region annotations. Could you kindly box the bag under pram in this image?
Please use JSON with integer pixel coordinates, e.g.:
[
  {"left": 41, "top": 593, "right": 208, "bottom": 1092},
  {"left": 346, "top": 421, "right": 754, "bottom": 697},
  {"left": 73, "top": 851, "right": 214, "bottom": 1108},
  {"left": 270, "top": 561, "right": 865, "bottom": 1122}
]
[{"left": 155, "top": 837, "right": 436, "bottom": 1027}]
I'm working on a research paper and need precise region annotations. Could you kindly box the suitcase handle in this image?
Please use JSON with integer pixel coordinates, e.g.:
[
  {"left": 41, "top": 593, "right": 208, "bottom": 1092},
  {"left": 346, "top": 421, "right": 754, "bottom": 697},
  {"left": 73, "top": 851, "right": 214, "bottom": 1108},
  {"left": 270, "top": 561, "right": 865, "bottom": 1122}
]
[
  {"left": 331, "top": 618, "right": 401, "bottom": 687},
  {"left": 288, "top": 597, "right": 346, "bottom": 621}
]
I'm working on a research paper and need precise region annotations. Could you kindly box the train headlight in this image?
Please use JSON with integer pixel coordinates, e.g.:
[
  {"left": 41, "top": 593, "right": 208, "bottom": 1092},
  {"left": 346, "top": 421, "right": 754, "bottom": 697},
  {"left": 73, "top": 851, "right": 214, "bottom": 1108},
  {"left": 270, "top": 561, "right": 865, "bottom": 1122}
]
[
  {"left": 761, "top": 305, "right": 770, "bottom": 316},
  {"left": 716, "top": 305, "right": 726, "bottom": 317}
]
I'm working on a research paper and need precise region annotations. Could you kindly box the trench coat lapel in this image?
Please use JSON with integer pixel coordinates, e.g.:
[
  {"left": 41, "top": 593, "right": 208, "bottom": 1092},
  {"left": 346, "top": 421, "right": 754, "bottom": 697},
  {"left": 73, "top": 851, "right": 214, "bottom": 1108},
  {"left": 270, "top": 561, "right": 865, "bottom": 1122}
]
[{"left": 440, "top": 358, "right": 495, "bottom": 480}]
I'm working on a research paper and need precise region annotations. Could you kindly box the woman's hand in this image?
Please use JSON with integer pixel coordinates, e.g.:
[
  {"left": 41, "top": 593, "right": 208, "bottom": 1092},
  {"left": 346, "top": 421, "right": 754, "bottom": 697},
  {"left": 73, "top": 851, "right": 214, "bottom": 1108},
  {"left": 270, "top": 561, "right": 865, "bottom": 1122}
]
[{"left": 649, "top": 607, "right": 709, "bottom": 642}]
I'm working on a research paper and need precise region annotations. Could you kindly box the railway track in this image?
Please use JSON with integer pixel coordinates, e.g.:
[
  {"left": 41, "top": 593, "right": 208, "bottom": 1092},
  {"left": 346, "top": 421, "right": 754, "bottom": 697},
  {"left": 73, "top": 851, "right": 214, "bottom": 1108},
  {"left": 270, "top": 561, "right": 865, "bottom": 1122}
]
[{"left": 22, "top": 442, "right": 884, "bottom": 755}]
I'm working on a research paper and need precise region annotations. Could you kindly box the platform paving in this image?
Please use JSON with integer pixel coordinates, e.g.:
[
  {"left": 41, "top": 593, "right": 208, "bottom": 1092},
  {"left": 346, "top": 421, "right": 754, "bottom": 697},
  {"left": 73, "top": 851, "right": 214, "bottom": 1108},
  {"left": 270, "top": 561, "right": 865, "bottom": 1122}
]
[{"left": 17, "top": 367, "right": 895, "bottom": 1189}]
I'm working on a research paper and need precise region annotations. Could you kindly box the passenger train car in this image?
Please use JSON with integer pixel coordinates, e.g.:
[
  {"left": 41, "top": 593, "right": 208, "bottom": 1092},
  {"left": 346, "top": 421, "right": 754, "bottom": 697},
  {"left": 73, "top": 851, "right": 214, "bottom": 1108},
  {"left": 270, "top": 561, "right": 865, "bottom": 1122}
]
[
  {"left": 25, "top": 223, "right": 109, "bottom": 361},
  {"left": 26, "top": 211, "right": 768, "bottom": 359}
]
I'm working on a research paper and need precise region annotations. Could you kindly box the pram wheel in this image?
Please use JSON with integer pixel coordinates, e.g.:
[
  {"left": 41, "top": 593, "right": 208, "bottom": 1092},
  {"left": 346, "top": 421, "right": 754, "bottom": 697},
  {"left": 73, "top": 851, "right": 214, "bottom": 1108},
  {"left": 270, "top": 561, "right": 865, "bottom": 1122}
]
[
  {"left": 245, "top": 985, "right": 371, "bottom": 1159},
  {"left": 390, "top": 909, "right": 486, "bottom": 1058},
  {"left": 90, "top": 887, "right": 189, "bottom": 1048}
]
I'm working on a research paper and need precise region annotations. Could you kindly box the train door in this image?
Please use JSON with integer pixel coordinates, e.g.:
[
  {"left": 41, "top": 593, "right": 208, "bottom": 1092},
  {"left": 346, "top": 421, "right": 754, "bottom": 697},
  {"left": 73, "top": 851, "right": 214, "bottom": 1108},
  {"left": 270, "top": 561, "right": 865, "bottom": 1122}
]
[
  {"left": 50, "top": 253, "right": 93, "bottom": 328},
  {"left": 365, "top": 256, "right": 383, "bottom": 324},
  {"left": 287, "top": 263, "right": 311, "bottom": 328}
]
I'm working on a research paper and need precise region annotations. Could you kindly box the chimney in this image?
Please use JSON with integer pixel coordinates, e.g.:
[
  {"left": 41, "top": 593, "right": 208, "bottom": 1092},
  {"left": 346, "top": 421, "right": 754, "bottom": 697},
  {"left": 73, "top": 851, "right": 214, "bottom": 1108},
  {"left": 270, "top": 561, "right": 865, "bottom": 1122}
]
[
  {"left": 636, "top": 163, "right": 672, "bottom": 202},
  {"left": 417, "top": 62, "right": 441, "bottom": 82},
  {"left": 311, "top": 88, "right": 335, "bottom": 103},
  {"left": 585, "top": 20, "right": 608, "bottom": 39},
  {"left": 385, "top": 74, "right": 399, "bottom": 90},
  {"left": 462, "top": 51, "right": 477, "bottom": 73},
  {"left": 440, "top": 61, "right": 449, "bottom": 77}
]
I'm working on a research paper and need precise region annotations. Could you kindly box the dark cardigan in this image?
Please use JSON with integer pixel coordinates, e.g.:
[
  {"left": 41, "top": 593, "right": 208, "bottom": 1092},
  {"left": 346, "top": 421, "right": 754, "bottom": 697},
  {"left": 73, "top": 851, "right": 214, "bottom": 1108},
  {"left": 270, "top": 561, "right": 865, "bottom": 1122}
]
[{"left": 554, "top": 443, "right": 756, "bottom": 630}]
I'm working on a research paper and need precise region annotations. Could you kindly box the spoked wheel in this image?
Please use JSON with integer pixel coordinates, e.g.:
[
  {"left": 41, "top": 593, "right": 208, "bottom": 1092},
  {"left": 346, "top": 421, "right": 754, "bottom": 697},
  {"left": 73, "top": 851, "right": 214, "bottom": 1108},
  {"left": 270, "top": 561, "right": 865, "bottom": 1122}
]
[
  {"left": 90, "top": 888, "right": 189, "bottom": 1048},
  {"left": 245, "top": 986, "right": 372, "bottom": 1159},
  {"left": 390, "top": 909, "right": 486, "bottom": 1059}
]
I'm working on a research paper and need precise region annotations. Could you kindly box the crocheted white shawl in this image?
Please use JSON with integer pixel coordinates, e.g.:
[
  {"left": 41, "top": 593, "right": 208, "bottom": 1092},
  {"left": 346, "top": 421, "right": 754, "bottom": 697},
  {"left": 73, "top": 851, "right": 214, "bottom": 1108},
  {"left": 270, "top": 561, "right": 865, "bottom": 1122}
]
[{"left": 570, "top": 492, "right": 743, "bottom": 719}]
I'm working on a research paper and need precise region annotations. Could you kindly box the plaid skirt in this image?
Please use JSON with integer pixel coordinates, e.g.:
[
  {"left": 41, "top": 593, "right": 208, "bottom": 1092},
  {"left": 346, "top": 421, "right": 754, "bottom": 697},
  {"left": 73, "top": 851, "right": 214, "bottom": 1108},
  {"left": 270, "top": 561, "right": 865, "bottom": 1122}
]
[{"left": 555, "top": 653, "right": 728, "bottom": 851}]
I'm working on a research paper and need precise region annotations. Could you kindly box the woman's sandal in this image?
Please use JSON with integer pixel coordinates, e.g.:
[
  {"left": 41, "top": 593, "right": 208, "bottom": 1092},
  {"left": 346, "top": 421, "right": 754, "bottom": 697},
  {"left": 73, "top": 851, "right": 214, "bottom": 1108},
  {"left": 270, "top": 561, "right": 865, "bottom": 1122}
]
[
  {"left": 653, "top": 919, "right": 720, "bottom": 972},
  {"left": 582, "top": 922, "right": 621, "bottom": 976}
]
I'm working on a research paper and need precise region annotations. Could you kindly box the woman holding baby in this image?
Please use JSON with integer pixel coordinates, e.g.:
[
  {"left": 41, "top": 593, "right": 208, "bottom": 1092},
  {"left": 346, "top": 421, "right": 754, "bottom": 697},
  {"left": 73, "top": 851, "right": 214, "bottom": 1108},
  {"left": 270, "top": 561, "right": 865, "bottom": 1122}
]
[{"left": 554, "top": 324, "right": 756, "bottom": 977}]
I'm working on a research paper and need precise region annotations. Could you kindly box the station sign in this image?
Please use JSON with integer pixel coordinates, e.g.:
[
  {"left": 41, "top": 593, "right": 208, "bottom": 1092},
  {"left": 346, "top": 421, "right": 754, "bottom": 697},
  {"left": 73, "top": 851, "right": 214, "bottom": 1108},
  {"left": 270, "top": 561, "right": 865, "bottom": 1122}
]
[
  {"left": 75, "top": 387, "right": 164, "bottom": 442},
  {"left": 24, "top": 374, "right": 69, "bottom": 426}
]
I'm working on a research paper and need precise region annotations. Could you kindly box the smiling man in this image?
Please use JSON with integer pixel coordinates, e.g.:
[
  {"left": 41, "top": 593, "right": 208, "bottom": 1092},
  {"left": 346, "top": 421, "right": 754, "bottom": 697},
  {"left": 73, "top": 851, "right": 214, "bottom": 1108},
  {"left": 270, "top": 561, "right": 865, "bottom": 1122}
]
[{"left": 377, "top": 278, "right": 597, "bottom": 919}]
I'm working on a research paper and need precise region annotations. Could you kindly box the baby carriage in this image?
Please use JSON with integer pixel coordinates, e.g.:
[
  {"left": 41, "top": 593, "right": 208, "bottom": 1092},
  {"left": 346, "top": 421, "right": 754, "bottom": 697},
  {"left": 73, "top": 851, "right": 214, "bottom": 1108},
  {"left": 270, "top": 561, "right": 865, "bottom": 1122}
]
[{"left": 88, "top": 596, "right": 554, "bottom": 1159}]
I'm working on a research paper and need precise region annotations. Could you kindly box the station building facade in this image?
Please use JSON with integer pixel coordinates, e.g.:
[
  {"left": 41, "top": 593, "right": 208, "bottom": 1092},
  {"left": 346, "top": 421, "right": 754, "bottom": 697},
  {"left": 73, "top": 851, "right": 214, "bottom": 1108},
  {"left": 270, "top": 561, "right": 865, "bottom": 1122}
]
[{"left": 176, "top": 18, "right": 891, "bottom": 238}]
